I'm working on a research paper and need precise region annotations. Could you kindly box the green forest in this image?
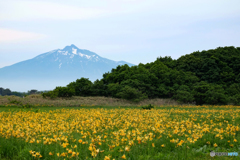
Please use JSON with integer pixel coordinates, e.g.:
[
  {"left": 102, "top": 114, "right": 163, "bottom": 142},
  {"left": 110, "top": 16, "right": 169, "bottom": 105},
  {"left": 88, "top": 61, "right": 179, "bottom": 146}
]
[{"left": 6, "top": 46, "right": 240, "bottom": 105}]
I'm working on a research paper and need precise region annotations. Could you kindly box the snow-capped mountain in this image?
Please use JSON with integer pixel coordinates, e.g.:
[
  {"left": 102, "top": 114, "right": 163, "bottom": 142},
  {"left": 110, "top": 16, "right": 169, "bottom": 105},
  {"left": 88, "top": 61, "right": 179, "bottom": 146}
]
[{"left": 0, "top": 44, "right": 135, "bottom": 92}]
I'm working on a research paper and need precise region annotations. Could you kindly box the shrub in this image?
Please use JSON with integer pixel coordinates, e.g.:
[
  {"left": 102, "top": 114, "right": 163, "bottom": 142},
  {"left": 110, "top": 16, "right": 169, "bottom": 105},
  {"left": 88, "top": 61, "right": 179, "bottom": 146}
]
[
  {"left": 19, "top": 103, "right": 35, "bottom": 108},
  {"left": 116, "top": 85, "right": 148, "bottom": 102},
  {"left": 42, "top": 87, "right": 75, "bottom": 99},
  {"left": 55, "top": 87, "right": 75, "bottom": 98},
  {"left": 173, "top": 90, "right": 194, "bottom": 104},
  {"left": 204, "top": 85, "right": 228, "bottom": 105},
  {"left": 229, "top": 94, "right": 240, "bottom": 105},
  {"left": 67, "top": 78, "right": 93, "bottom": 96},
  {"left": 192, "top": 81, "right": 228, "bottom": 105},
  {"left": 42, "top": 90, "right": 58, "bottom": 99},
  {"left": 226, "top": 83, "right": 240, "bottom": 96},
  {"left": 107, "top": 83, "right": 121, "bottom": 97},
  {"left": 142, "top": 104, "right": 154, "bottom": 110},
  {"left": 172, "top": 85, "right": 194, "bottom": 103},
  {"left": 8, "top": 99, "right": 22, "bottom": 105}
]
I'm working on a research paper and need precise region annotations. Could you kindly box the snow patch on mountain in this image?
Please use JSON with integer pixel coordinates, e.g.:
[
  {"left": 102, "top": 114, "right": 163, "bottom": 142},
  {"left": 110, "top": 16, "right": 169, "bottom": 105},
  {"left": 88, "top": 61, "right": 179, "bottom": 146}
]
[
  {"left": 72, "top": 48, "right": 77, "bottom": 54},
  {"left": 58, "top": 50, "right": 68, "bottom": 55},
  {"left": 48, "top": 49, "right": 59, "bottom": 55},
  {"left": 79, "top": 53, "right": 84, "bottom": 57}
]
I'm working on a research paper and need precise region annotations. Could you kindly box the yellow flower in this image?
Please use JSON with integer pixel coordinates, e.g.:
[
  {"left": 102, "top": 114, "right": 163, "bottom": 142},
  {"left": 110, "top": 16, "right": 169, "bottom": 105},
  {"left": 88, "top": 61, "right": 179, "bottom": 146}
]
[
  {"left": 78, "top": 139, "right": 83, "bottom": 143},
  {"left": 60, "top": 152, "right": 67, "bottom": 157},
  {"left": 104, "top": 155, "right": 111, "bottom": 160},
  {"left": 177, "top": 140, "right": 184, "bottom": 146},
  {"left": 91, "top": 151, "right": 97, "bottom": 157},
  {"left": 72, "top": 151, "right": 76, "bottom": 157},
  {"left": 96, "top": 149, "right": 100, "bottom": 153},
  {"left": 68, "top": 149, "right": 73, "bottom": 154},
  {"left": 213, "top": 143, "right": 218, "bottom": 147},
  {"left": 49, "top": 152, "right": 53, "bottom": 155},
  {"left": 152, "top": 143, "right": 155, "bottom": 147},
  {"left": 62, "top": 143, "right": 67, "bottom": 148},
  {"left": 161, "top": 144, "right": 165, "bottom": 147},
  {"left": 121, "top": 154, "right": 126, "bottom": 159},
  {"left": 125, "top": 146, "right": 130, "bottom": 151},
  {"left": 89, "top": 146, "right": 93, "bottom": 151},
  {"left": 233, "top": 139, "right": 237, "bottom": 142}
]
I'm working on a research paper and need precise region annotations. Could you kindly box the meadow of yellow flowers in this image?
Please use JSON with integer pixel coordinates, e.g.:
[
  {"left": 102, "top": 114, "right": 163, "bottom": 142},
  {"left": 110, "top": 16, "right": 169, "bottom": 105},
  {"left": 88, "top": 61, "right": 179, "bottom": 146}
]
[{"left": 0, "top": 105, "right": 239, "bottom": 159}]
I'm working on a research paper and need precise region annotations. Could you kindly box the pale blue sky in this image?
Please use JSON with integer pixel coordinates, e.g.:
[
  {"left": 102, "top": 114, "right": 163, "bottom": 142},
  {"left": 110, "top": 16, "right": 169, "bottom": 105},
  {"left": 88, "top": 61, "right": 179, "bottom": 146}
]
[{"left": 0, "top": 0, "right": 240, "bottom": 68}]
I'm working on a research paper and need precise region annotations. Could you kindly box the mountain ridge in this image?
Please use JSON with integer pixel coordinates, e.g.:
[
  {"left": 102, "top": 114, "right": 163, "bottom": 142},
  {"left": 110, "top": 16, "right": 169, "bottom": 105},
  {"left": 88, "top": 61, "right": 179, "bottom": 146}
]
[{"left": 0, "top": 45, "right": 135, "bottom": 92}]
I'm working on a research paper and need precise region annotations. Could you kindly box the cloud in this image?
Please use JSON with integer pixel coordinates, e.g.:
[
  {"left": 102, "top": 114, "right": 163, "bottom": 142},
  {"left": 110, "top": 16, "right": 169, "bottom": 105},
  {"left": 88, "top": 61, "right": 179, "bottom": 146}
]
[
  {"left": 1, "top": 0, "right": 239, "bottom": 22},
  {"left": 0, "top": 28, "right": 47, "bottom": 42},
  {"left": 0, "top": 1, "right": 109, "bottom": 21}
]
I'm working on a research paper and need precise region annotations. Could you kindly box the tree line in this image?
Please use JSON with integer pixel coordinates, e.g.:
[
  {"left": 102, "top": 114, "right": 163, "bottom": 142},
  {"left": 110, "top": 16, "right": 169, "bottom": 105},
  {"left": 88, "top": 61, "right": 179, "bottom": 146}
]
[
  {"left": 0, "top": 88, "right": 47, "bottom": 97},
  {"left": 35, "top": 46, "right": 240, "bottom": 105}
]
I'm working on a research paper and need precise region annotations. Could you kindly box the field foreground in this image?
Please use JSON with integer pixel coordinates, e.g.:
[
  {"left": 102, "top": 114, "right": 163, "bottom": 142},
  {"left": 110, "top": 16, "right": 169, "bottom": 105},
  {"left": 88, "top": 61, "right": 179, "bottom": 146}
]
[{"left": 0, "top": 105, "right": 240, "bottom": 160}]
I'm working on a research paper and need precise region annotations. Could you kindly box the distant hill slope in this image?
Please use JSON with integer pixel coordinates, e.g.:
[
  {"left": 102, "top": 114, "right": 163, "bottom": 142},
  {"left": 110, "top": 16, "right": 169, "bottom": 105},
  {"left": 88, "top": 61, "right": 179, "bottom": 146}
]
[{"left": 0, "top": 44, "right": 135, "bottom": 91}]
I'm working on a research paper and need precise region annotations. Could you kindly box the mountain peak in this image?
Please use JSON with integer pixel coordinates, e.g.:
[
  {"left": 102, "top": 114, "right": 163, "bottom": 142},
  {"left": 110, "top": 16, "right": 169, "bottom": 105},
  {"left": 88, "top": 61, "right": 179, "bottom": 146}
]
[
  {"left": 70, "top": 44, "right": 78, "bottom": 48},
  {"left": 63, "top": 44, "right": 78, "bottom": 51}
]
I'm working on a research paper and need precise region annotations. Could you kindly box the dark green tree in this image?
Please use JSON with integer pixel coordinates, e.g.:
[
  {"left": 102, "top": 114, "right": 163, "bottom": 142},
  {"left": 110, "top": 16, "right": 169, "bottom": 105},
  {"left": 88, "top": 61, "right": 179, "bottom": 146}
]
[
  {"left": 3, "top": 88, "right": 12, "bottom": 96},
  {"left": 67, "top": 78, "right": 93, "bottom": 96},
  {"left": 91, "top": 79, "right": 108, "bottom": 96},
  {"left": 116, "top": 85, "right": 148, "bottom": 102},
  {"left": 192, "top": 81, "right": 228, "bottom": 105},
  {"left": 107, "top": 83, "right": 121, "bottom": 97},
  {"left": 55, "top": 86, "right": 75, "bottom": 98},
  {"left": 29, "top": 89, "right": 38, "bottom": 95},
  {"left": 0, "top": 87, "right": 3, "bottom": 96},
  {"left": 172, "top": 85, "right": 195, "bottom": 103}
]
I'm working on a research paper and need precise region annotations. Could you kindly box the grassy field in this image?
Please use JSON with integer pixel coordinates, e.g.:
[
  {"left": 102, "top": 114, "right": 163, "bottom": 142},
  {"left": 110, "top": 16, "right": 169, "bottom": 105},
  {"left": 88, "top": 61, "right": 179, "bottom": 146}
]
[{"left": 0, "top": 95, "right": 239, "bottom": 159}]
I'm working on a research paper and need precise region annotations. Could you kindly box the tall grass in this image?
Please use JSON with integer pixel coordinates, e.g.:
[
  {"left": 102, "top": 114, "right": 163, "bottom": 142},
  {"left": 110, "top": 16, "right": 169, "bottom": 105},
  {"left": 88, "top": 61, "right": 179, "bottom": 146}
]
[{"left": 0, "top": 94, "right": 180, "bottom": 107}]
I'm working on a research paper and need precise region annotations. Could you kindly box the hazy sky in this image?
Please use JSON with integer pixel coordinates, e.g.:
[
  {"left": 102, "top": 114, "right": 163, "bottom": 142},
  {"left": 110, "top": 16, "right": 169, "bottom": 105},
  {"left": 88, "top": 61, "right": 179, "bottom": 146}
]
[{"left": 0, "top": 0, "right": 240, "bottom": 68}]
